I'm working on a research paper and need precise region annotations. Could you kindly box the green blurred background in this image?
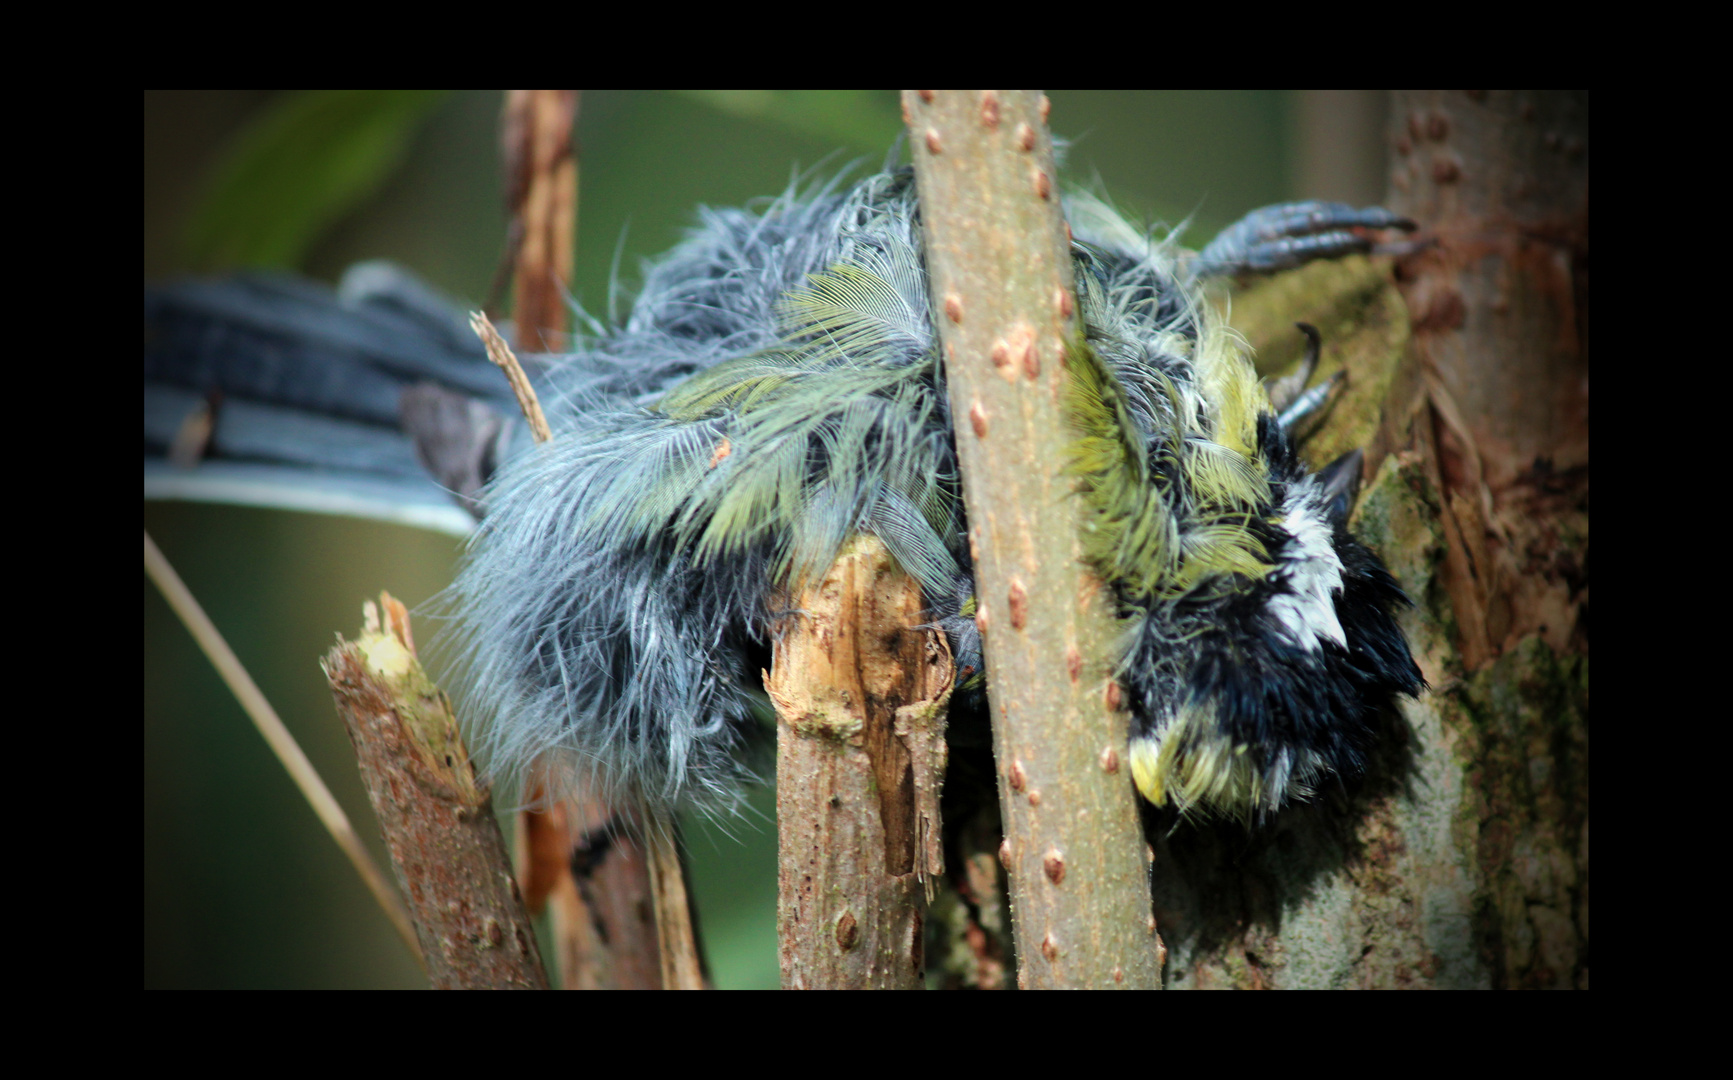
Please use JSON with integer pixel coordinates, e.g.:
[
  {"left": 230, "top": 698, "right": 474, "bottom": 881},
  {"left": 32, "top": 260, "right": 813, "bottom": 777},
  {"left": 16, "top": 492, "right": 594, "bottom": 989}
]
[{"left": 143, "top": 90, "right": 1387, "bottom": 989}]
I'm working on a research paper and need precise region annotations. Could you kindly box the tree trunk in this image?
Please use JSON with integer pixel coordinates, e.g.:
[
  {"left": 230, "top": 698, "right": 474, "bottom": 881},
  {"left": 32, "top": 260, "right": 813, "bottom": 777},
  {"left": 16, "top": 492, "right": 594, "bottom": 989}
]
[{"left": 1146, "top": 90, "right": 1588, "bottom": 989}]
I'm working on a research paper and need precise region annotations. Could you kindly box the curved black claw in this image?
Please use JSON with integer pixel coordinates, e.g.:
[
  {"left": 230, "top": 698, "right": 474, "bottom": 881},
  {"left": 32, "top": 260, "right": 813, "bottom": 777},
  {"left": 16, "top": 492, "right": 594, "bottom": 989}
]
[{"left": 1193, "top": 201, "right": 1417, "bottom": 279}]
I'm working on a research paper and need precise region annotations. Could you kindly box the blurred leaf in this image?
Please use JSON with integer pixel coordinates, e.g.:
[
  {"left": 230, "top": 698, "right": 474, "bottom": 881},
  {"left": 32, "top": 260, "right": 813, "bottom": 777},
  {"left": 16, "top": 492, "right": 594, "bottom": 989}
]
[
  {"left": 679, "top": 90, "right": 902, "bottom": 154},
  {"left": 184, "top": 90, "right": 451, "bottom": 270}
]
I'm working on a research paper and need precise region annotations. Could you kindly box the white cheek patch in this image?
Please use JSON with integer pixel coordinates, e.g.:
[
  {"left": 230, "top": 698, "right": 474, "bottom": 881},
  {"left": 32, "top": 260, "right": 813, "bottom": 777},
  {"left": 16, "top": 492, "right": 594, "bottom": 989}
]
[{"left": 1268, "top": 485, "right": 1346, "bottom": 651}]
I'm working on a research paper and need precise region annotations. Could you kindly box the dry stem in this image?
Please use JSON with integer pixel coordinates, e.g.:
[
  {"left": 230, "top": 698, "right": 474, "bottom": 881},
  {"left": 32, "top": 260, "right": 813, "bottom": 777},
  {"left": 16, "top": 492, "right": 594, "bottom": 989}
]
[
  {"left": 469, "top": 310, "right": 552, "bottom": 444},
  {"left": 144, "top": 530, "right": 424, "bottom": 968}
]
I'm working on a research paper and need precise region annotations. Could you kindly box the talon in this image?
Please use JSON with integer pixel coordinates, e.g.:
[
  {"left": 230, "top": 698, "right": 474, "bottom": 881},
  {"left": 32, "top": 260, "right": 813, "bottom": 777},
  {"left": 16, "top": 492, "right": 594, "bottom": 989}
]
[{"left": 1195, "top": 201, "right": 1417, "bottom": 279}]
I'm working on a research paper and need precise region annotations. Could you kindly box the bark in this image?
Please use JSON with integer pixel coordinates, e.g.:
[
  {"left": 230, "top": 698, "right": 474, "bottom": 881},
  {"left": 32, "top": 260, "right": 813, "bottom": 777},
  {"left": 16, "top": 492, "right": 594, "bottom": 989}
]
[
  {"left": 905, "top": 89, "right": 1163, "bottom": 990},
  {"left": 515, "top": 795, "right": 662, "bottom": 989},
  {"left": 323, "top": 593, "right": 548, "bottom": 990},
  {"left": 646, "top": 818, "right": 706, "bottom": 989},
  {"left": 1385, "top": 90, "right": 1589, "bottom": 989},
  {"left": 1143, "top": 91, "right": 1588, "bottom": 989},
  {"left": 500, "top": 89, "right": 578, "bottom": 351},
  {"left": 771, "top": 535, "right": 954, "bottom": 989},
  {"left": 1386, "top": 90, "right": 1589, "bottom": 668}
]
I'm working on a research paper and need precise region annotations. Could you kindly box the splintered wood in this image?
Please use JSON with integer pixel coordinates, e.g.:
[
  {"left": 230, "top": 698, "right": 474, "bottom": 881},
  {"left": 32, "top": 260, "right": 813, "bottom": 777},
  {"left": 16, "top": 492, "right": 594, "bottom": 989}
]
[{"left": 768, "top": 535, "right": 952, "bottom": 989}]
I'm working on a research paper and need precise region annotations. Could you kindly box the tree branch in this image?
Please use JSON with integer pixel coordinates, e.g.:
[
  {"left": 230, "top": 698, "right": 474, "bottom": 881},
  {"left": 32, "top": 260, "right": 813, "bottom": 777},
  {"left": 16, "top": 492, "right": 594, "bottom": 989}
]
[
  {"left": 323, "top": 593, "right": 547, "bottom": 989},
  {"left": 771, "top": 535, "right": 954, "bottom": 989},
  {"left": 905, "top": 89, "right": 1162, "bottom": 989}
]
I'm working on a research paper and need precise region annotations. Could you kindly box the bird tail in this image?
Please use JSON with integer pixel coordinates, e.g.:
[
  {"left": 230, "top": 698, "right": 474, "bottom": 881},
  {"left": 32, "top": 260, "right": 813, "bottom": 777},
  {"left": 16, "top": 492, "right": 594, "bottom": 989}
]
[{"left": 144, "top": 261, "right": 543, "bottom": 535}]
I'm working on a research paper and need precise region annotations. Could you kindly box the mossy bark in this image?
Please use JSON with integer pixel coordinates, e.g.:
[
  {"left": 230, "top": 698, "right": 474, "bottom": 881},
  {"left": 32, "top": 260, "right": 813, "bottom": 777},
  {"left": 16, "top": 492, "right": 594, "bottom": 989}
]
[{"left": 1148, "top": 91, "right": 1588, "bottom": 989}]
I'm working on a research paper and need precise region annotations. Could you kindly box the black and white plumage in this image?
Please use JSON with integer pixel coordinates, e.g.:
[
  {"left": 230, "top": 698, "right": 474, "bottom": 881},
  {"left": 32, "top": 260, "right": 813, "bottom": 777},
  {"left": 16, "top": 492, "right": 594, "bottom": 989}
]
[{"left": 441, "top": 165, "right": 1424, "bottom": 823}]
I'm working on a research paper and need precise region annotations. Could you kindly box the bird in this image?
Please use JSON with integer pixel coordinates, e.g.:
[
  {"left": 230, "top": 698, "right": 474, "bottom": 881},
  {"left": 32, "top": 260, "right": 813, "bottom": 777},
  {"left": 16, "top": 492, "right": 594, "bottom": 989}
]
[
  {"left": 145, "top": 161, "right": 1424, "bottom": 828},
  {"left": 440, "top": 165, "right": 1424, "bottom": 825}
]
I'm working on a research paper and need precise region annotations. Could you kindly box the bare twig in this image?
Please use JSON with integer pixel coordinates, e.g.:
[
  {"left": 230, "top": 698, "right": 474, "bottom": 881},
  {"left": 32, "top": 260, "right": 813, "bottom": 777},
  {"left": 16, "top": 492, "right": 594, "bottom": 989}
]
[
  {"left": 646, "top": 820, "right": 705, "bottom": 989},
  {"left": 515, "top": 794, "right": 664, "bottom": 989},
  {"left": 144, "top": 530, "right": 425, "bottom": 968},
  {"left": 497, "top": 89, "right": 579, "bottom": 351},
  {"left": 469, "top": 311, "right": 552, "bottom": 444}
]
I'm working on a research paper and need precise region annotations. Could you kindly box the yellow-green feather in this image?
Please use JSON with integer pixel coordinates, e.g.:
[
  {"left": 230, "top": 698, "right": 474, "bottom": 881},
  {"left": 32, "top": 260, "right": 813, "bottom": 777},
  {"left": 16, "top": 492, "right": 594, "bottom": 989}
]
[
  {"left": 1193, "top": 315, "right": 1263, "bottom": 460},
  {"left": 1130, "top": 704, "right": 1274, "bottom": 826},
  {"left": 1064, "top": 331, "right": 1275, "bottom": 603}
]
